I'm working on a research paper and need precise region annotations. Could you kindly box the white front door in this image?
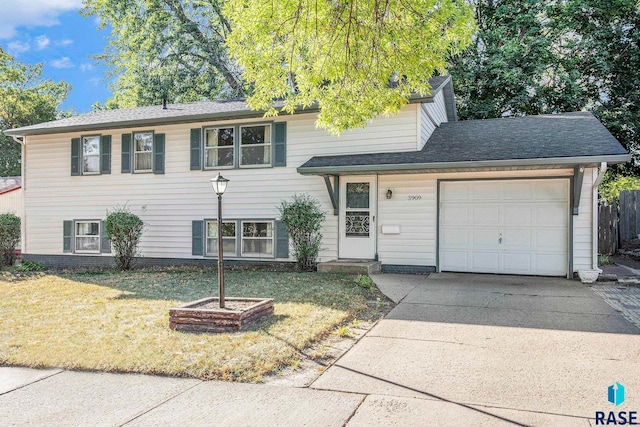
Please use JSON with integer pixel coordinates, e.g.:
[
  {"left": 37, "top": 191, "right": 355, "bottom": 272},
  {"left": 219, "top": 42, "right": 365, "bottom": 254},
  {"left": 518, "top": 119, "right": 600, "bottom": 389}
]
[
  {"left": 339, "top": 176, "right": 377, "bottom": 259},
  {"left": 439, "top": 179, "right": 569, "bottom": 276}
]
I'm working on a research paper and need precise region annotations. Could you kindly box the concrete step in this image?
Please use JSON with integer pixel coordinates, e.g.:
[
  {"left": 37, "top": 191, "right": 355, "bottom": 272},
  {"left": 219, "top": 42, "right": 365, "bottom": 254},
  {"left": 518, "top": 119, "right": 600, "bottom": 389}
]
[{"left": 317, "top": 260, "right": 381, "bottom": 274}]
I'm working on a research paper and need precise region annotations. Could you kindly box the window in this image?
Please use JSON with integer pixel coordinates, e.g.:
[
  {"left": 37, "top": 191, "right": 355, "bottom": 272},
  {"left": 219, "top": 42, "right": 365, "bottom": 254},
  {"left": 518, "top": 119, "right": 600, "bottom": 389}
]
[
  {"left": 240, "top": 125, "right": 271, "bottom": 166},
  {"left": 241, "top": 221, "right": 274, "bottom": 257},
  {"left": 206, "top": 221, "right": 236, "bottom": 255},
  {"left": 134, "top": 132, "right": 153, "bottom": 172},
  {"left": 82, "top": 136, "right": 100, "bottom": 174},
  {"left": 75, "top": 221, "right": 100, "bottom": 253},
  {"left": 204, "top": 127, "right": 234, "bottom": 168}
]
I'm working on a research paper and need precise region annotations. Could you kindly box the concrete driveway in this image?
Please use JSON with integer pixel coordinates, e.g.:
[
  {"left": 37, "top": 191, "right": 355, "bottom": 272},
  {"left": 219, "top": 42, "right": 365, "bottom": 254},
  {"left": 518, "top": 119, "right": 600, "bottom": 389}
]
[{"left": 311, "top": 273, "right": 640, "bottom": 426}]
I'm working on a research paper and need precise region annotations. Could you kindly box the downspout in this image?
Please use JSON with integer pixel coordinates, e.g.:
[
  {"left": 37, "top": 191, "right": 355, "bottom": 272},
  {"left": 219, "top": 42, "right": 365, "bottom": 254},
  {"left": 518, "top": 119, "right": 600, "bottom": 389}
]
[
  {"left": 592, "top": 162, "right": 607, "bottom": 270},
  {"left": 11, "top": 136, "right": 26, "bottom": 255}
]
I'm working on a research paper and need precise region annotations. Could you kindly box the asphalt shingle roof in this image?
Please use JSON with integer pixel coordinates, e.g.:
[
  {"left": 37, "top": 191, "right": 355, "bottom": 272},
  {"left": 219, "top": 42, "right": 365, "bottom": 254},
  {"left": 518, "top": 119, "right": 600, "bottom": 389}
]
[
  {"left": 299, "top": 112, "right": 629, "bottom": 171},
  {"left": 5, "top": 76, "right": 451, "bottom": 137}
]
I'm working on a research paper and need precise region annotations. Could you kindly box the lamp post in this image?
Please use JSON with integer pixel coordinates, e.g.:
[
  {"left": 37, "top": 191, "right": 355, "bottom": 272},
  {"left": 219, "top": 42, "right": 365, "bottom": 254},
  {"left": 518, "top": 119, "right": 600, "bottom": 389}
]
[{"left": 210, "top": 173, "right": 229, "bottom": 308}]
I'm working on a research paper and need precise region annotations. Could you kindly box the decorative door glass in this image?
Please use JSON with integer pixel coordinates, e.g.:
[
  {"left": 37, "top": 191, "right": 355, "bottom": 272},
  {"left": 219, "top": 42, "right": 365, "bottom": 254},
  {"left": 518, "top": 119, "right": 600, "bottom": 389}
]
[{"left": 346, "top": 182, "right": 370, "bottom": 237}]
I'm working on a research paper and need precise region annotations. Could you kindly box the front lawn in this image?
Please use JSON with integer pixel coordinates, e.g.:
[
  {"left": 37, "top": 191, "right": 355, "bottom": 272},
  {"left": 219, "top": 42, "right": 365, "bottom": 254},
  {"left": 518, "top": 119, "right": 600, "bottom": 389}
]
[{"left": 0, "top": 268, "right": 386, "bottom": 381}]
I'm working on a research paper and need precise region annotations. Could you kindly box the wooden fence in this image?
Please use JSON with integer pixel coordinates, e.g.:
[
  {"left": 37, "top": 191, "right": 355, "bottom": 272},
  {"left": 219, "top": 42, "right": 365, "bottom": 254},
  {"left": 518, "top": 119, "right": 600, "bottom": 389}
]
[
  {"left": 598, "top": 190, "right": 640, "bottom": 255},
  {"left": 598, "top": 202, "right": 618, "bottom": 255}
]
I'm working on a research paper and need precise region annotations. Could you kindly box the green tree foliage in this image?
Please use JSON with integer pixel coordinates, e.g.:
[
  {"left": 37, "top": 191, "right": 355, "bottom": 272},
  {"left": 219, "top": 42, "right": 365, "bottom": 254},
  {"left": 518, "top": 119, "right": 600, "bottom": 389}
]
[
  {"left": 225, "top": 0, "right": 476, "bottom": 134},
  {"left": 81, "top": 0, "right": 243, "bottom": 108},
  {"left": 0, "top": 47, "right": 70, "bottom": 176},
  {"left": 0, "top": 213, "right": 20, "bottom": 266},
  {"left": 278, "top": 194, "right": 326, "bottom": 272},
  {"left": 104, "top": 205, "right": 144, "bottom": 270},
  {"left": 599, "top": 173, "right": 640, "bottom": 204},
  {"left": 449, "top": 0, "right": 640, "bottom": 172}
]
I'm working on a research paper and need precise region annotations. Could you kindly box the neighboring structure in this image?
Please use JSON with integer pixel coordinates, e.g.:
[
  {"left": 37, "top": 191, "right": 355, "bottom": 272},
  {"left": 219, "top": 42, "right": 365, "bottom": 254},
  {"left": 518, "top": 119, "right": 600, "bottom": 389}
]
[
  {"left": 0, "top": 177, "right": 23, "bottom": 250},
  {"left": 5, "top": 76, "right": 630, "bottom": 277}
]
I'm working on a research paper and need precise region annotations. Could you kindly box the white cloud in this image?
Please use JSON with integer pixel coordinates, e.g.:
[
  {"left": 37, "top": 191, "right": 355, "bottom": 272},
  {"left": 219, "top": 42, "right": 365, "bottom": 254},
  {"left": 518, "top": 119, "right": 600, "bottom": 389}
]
[
  {"left": 50, "top": 56, "right": 73, "bottom": 68},
  {"left": 56, "top": 39, "right": 73, "bottom": 46},
  {"left": 89, "top": 77, "right": 101, "bottom": 86},
  {"left": 80, "top": 62, "right": 94, "bottom": 72},
  {"left": 7, "top": 40, "right": 30, "bottom": 54},
  {"left": 0, "top": 1, "right": 84, "bottom": 39},
  {"left": 35, "top": 35, "right": 50, "bottom": 50}
]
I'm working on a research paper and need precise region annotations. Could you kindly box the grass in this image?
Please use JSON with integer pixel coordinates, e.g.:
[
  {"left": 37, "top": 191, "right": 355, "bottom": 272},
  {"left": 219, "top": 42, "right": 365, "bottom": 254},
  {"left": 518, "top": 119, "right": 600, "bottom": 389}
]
[{"left": 0, "top": 267, "right": 387, "bottom": 382}]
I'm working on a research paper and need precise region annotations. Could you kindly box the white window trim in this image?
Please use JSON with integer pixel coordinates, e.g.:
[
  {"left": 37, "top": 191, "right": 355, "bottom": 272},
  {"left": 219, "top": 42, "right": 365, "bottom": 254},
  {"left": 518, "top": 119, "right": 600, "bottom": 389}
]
[
  {"left": 74, "top": 220, "right": 101, "bottom": 254},
  {"left": 82, "top": 135, "right": 101, "bottom": 175},
  {"left": 205, "top": 220, "right": 237, "bottom": 256},
  {"left": 133, "top": 131, "right": 154, "bottom": 173},
  {"left": 204, "top": 127, "right": 235, "bottom": 170},
  {"left": 239, "top": 123, "right": 272, "bottom": 168},
  {"left": 241, "top": 220, "right": 275, "bottom": 257}
]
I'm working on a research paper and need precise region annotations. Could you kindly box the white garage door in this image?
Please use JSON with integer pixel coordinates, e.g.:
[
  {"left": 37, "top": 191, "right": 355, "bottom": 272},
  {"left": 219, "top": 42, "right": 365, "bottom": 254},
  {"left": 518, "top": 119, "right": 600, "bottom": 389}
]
[{"left": 439, "top": 179, "right": 569, "bottom": 276}]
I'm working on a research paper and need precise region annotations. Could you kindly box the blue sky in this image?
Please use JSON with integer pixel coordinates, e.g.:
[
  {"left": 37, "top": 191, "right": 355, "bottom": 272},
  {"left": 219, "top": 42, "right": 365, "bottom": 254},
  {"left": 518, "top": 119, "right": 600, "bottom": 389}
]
[{"left": 1, "top": 1, "right": 111, "bottom": 113}]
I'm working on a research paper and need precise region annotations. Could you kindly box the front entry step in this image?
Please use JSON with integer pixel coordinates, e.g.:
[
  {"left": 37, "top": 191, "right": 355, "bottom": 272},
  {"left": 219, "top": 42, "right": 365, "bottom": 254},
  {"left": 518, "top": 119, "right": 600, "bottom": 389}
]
[{"left": 317, "top": 260, "right": 381, "bottom": 274}]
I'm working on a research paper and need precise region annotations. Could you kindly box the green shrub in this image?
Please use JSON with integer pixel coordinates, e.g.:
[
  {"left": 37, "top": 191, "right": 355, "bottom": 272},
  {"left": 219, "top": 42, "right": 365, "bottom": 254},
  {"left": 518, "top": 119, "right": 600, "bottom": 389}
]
[
  {"left": 17, "top": 260, "right": 46, "bottom": 271},
  {"left": 354, "top": 274, "right": 375, "bottom": 291},
  {"left": 0, "top": 213, "right": 20, "bottom": 266},
  {"left": 105, "top": 205, "right": 144, "bottom": 270},
  {"left": 278, "top": 194, "right": 326, "bottom": 272}
]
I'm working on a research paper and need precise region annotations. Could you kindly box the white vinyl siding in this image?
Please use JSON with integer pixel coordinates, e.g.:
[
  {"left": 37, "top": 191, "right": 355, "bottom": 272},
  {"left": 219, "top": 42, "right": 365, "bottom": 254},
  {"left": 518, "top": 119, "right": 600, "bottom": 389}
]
[{"left": 419, "top": 91, "right": 448, "bottom": 149}]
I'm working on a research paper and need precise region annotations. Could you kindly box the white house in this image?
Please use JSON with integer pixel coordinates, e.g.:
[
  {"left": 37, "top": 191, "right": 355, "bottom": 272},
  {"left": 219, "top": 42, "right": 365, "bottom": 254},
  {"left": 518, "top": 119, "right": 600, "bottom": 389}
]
[{"left": 4, "top": 76, "right": 630, "bottom": 277}]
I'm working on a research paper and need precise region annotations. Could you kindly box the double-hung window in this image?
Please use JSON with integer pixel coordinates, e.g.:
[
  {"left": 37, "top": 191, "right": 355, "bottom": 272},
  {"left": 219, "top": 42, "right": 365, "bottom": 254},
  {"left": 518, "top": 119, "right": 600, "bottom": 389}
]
[
  {"left": 206, "top": 221, "right": 237, "bottom": 255},
  {"left": 82, "top": 136, "right": 100, "bottom": 174},
  {"left": 134, "top": 132, "right": 154, "bottom": 172},
  {"left": 241, "top": 221, "right": 274, "bottom": 257},
  {"left": 75, "top": 221, "right": 100, "bottom": 253},
  {"left": 240, "top": 125, "right": 271, "bottom": 166},
  {"left": 204, "top": 127, "right": 234, "bottom": 168}
]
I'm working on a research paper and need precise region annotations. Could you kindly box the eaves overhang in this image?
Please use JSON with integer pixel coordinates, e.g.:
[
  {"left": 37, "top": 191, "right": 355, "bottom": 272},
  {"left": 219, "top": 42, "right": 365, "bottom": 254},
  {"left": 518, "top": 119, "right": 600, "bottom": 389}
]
[{"left": 297, "top": 154, "right": 631, "bottom": 176}]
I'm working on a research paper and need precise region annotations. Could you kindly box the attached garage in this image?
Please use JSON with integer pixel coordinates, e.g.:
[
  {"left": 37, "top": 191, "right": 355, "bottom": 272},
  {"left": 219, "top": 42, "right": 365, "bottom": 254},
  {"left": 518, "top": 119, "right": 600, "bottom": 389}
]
[{"left": 439, "top": 179, "right": 569, "bottom": 276}]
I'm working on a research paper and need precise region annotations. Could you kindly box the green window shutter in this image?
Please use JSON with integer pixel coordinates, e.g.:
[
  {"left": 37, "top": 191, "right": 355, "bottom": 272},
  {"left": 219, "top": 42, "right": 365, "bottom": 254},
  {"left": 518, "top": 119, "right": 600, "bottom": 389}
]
[
  {"left": 100, "top": 221, "right": 111, "bottom": 254},
  {"left": 192, "top": 220, "right": 204, "bottom": 256},
  {"left": 121, "top": 133, "right": 132, "bottom": 173},
  {"left": 273, "top": 122, "right": 286, "bottom": 167},
  {"left": 100, "top": 135, "right": 111, "bottom": 174},
  {"left": 275, "top": 220, "right": 289, "bottom": 259},
  {"left": 153, "top": 133, "right": 165, "bottom": 174},
  {"left": 71, "top": 138, "right": 81, "bottom": 176},
  {"left": 190, "top": 128, "right": 202, "bottom": 170},
  {"left": 63, "top": 220, "right": 73, "bottom": 253}
]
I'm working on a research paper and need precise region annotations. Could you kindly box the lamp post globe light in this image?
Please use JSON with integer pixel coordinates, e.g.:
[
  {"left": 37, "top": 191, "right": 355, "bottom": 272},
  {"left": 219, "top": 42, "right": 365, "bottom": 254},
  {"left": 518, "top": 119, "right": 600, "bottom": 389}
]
[{"left": 210, "top": 173, "right": 229, "bottom": 308}]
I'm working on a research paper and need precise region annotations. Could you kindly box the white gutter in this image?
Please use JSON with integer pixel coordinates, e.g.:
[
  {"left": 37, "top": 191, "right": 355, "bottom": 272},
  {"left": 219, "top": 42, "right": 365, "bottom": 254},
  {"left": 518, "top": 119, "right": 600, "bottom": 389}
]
[
  {"left": 592, "top": 162, "right": 607, "bottom": 270},
  {"left": 11, "top": 136, "right": 26, "bottom": 255}
]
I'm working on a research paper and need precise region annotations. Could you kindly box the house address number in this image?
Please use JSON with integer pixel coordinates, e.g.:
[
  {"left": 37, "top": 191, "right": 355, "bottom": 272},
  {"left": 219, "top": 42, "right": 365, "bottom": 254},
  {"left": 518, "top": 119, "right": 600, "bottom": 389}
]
[{"left": 408, "top": 195, "right": 422, "bottom": 200}]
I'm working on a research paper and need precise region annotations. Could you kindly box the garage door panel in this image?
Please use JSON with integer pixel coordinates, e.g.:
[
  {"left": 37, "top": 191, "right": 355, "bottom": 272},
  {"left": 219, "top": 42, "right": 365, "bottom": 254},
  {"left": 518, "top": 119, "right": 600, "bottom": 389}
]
[
  {"left": 440, "top": 179, "right": 568, "bottom": 277},
  {"left": 472, "top": 229, "right": 500, "bottom": 249},
  {"left": 503, "top": 206, "right": 532, "bottom": 226},
  {"left": 502, "top": 229, "right": 532, "bottom": 248},
  {"left": 441, "top": 228, "right": 468, "bottom": 248},
  {"left": 441, "top": 251, "right": 468, "bottom": 270},
  {"left": 471, "top": 252, "right": 500, "bottom": 272},
  {"left": 471, "top": 182, "right": 502, "bottom": 201},
  {"left": 502, "top": 253, "right": 532, "bottom": 273},
  {"left": 441, "top": 206, "right": 468, "bottom": 225},
  {"left": 501, "top": 182, "right": 533, "bottom": 200},
  {"left": 472, "top": 206, "right": 500, "bottom": 225}
]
